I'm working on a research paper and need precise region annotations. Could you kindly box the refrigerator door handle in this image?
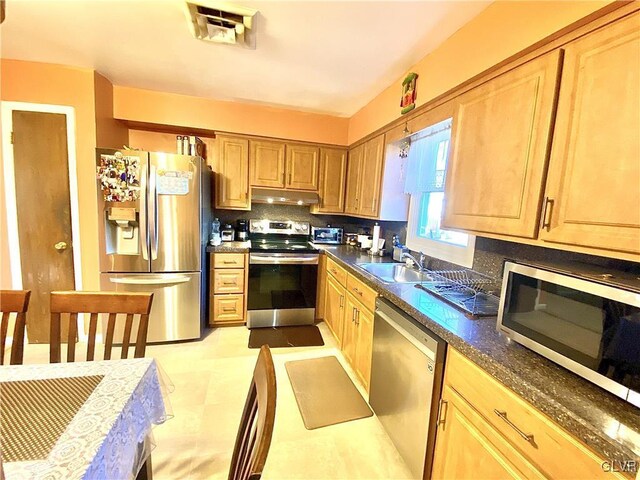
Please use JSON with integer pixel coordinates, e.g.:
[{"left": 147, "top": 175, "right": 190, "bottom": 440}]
[
  {"left": 149, "top": 164, "right": 158, "bottom": 260},
  {"left": 140, "top": 162, "right": 149, "bottom": 260},
  {"left": 109, "top": 275, "right": 191, "bottom": 285}
]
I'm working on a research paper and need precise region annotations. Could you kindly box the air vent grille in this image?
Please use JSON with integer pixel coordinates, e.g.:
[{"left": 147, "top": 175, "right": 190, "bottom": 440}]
[{"left": 184, "top": 1, "right": 257, "bottom": 48}]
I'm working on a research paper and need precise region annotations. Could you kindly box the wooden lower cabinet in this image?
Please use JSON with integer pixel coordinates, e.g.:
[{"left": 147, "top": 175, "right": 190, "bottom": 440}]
[
  {"left": 324, "top": 274, "right": 345, "bottom": 346},
  {"left": 432, "top": 348, "right": 628, "bottom": 480},
  {"left": 322, "top": 259, "right": 376, "bottom": 392},
  {"left": 209, "top": 253, "right": 248, "bottom": 326},
  {"left": 432, "top": 385, "right": 544, "bottom": 480}
]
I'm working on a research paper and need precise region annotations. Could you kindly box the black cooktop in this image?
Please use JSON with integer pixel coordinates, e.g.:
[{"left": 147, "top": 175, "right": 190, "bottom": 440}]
[{"left": 249, "top": 236, "right": 319, "bottom": 254}]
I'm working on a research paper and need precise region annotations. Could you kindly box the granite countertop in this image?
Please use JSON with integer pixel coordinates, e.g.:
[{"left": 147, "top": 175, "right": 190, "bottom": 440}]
[
  {"left": 318, "top": 245, "right": 640, "bottom": 466},
  {"left": 205, "top": 241, "right": 250, "bottom": 253}
]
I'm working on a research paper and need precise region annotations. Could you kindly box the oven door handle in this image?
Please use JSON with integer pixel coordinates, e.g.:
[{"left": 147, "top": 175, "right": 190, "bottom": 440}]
[{"left": 249, "top": 254, "right": 319, "bottom": 265}]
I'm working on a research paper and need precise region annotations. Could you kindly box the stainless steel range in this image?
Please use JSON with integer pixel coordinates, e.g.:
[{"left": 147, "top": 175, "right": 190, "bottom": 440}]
[{"left": 247, "top": 219, "right": 319, "bottom": 329}]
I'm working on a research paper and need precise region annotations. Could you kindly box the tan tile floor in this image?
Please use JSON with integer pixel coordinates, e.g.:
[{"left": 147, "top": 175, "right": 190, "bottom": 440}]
[{"left": 21, "top": 322, "right": 412, "bottom": 480}]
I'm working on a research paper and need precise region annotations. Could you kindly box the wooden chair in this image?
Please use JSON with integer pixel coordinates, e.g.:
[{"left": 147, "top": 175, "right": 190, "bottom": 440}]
[
  {"left": 49, "top": 291, "right": 153, "bottom": 363},
  {"left": 0, "top": 290, "right": 31, "bottom": 365},
  {"left": 228, "top": 345, "right": 277, "bottom": 480}
]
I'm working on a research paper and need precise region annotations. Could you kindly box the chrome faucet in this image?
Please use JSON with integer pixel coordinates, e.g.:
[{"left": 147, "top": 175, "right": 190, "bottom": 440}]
[{"left": 401, "top": 251, "right": 427, "bottom": 272}]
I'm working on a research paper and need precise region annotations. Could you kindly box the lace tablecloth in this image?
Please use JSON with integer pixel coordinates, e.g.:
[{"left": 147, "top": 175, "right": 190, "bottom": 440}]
[{"left": 0, "top": 358, "right": 168, "bottom": 480}]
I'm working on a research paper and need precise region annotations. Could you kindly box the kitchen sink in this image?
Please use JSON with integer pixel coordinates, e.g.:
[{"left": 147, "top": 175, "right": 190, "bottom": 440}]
[{"left": 355, "top": 263, "right": 433, "bottom": 284}]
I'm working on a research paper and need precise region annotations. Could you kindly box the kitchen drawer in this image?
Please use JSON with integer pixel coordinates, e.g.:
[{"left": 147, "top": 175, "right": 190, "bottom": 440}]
[
  {"left": 445, "top": 348, "right": 624, "bottom": 480},
  {"left": 346, "top": 274, "right": 377, "bottom": 312},
  {"left": 326, "top": 257, "right": 347, "bottom": 286},
  {"left": 213, "top": 253, "right": 245, "bottom": 269},
  {"left": 211, "top": 294, "right": 244, "bottom": 322},
  {"left": 213, "top": 269, "right": 245, "bottom": 294}
]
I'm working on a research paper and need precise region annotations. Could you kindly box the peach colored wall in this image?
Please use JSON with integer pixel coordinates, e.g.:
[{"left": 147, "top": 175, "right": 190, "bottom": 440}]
[
  {"left": 113, "top": 86, "right": 350, "bottom": 146},
  {"left": 0, "top": 59, "right": 100, "bottom": 291},
  {"left": 94, "top": 72, "right": 129, "bottom": 149},
  {"left": 348, "top": 0, "right": 611, "bottom": 144},
  {"left": 128, "top": 129, "right": 216, "bottom": 168}
]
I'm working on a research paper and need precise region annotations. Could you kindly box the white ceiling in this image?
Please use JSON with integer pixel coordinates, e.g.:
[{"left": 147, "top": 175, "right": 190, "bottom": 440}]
[{"left": 1, "top": 0, "right": 491, "bottom": 116}]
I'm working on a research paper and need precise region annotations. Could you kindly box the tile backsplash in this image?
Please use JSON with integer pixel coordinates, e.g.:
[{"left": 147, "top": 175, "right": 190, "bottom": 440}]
[
  {"left": 215, "top": 203, "right": 638, "bottom": 280},
  {"left": 215, "top": 203, "right": 406, "bottom": 250}
]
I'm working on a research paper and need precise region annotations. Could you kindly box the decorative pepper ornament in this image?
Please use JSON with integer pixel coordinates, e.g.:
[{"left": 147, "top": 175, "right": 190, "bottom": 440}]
[{"left": 400, "top": 72, "right": 418, "bottom": 115}]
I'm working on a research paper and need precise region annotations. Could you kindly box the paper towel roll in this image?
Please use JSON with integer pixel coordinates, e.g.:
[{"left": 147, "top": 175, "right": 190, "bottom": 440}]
[{"left": 371, "top": 223, "right": 380, "bottom": 253}]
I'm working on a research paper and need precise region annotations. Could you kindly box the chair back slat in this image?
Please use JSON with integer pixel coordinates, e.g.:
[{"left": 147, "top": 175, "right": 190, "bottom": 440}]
[
  {"left": 134, "top": 314, "right": 151, "bottom": 358},
  {"left": 66, "top": 312, "right": 78, "bottom": 362},
  {"left": 0, "top": 290, "right": 30, "bottom": 365},
  {"left": 49, "top": 292, "right": 153, "bottom": 363},
  {"left": 87, "top": 313, "right": 99, "bottom": 361},
  {"left": 104, "top": 312, "right": 117, "bottom": 360},
  {"left": 121, "top": 313, "right": 134, "bottom": 359},
  {"left": 228, "top": 345, "right": 276, "bottom": 480},
  {"left": 50, "top": 312, "right": 62, "bottom": 363}
]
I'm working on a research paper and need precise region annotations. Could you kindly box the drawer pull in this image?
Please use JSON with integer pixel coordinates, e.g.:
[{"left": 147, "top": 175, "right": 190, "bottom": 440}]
[
  {"left": 223, "top": 260, "right": 237, "bottom": 264},
  {"left": 353, "top": 287, "right": 363, "bottom": 296},
  {"left": 222, "top": 307, "right": 237, "bottom": 312},
  {"left": 222, "top": 281, "right": 237, "bottom": 286},
  {"left": 494, "top": 409, "right": 535, "bottom": 445}
]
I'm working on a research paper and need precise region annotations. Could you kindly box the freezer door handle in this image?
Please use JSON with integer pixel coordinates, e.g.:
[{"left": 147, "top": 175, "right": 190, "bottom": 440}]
[
  {"left": 140, "top": 162, "right": 149, "bottom": 260},
  {"left": 109, "top": 275, "right": 191, "bottom": 285},
  {"left": 149, "top": 164, "right": 158, "bottom": 260}
]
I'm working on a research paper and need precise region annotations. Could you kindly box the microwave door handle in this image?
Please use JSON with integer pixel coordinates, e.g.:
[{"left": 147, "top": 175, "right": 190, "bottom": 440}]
[
  {"left": 149, "top": 164, "right": 158, "bottom": 260},
  {"left": 139, "top": 162, "right": 149, "bottom": 261}
]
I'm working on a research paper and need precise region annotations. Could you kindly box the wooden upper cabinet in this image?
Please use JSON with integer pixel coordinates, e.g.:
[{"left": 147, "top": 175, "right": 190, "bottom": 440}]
[
  {"left": 540, "top": 13, "right": 640, "bottom": 255},
  {"left": 358, "top": 134, "right": 385, "bottom": 218},
  {"left": 286, "top": 144, "right": 319, "bottom": 190},
  {"left": 250, "top": 140, "right": 285, "bottom": 188},
  {"left": 215, "top": 135, "right": 250, "bottom": 210},
  {"left": 344, "top": 144, "right": 363, "bottom": 215},
  {"left": 442, "top": 51, "right": 562, "bottom": 238},
  {"left": 315, "top": 147, "right": 347, "bottom": 213}
]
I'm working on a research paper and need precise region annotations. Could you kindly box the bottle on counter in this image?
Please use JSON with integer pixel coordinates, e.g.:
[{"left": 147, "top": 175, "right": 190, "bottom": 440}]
[{"left": 210, "top": 218, "right": 221, "bottom": 246}]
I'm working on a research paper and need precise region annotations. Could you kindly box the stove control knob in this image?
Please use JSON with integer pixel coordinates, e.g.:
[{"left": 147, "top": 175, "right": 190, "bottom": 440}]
[
  {"left": 300, "top": 224, "right": 308, "bottom": 232},
  {"left": 293, "top": 223, "right": 302, "bottom": 231}
]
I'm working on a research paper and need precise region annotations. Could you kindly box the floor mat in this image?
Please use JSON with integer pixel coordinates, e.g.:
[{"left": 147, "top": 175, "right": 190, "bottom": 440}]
[
  {"left": 248, "top": 325, "right": 324, "bottom": 349},
  {"left": 285, "top": 356, "right": 373, "bottom": 429}
]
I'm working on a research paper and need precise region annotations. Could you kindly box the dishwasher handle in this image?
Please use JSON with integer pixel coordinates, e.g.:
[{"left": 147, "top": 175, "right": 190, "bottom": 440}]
[{"left": 375, "top": 308, "right": 437, "bottom": 362}]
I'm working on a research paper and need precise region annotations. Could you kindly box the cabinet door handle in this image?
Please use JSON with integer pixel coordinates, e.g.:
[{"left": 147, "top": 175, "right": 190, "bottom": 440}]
[
  {"left": 339, "top": 295, "right": 344, "bottom": 308},
  {"left": 541, "top": 197, "right": 554, "bottom": 232},
  {"left": 352, "top": 307, "right": 357, "bottom": 322},
  {"left": 437, "top": 400, "right": 448, "bottom": 428},
  {"left": 355, "top": 309, "right": 360, "bottom": 325},
  {"left": 288, "top": 172, "right": 292, "bottom": 185},
  {"left": 494, "top": 410, "right": 535, "bottom": 445}
]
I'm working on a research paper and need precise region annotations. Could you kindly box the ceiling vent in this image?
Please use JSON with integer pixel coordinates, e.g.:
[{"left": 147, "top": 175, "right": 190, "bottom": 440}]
[{"left": 185, "top": 1, "right": 257, "bottom": 48}]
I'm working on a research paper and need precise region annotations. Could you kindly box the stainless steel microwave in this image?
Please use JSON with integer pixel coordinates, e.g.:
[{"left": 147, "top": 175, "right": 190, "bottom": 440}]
[
  {"left": 311, "top": 227, "right": 343, "bottom": 244},
  {"left": 497, "top": 261, "right": 640, "bottom": 407}
]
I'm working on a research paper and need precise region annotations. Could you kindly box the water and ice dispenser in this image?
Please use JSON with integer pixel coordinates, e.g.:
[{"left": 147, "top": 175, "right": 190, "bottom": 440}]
[{"left": 104, "top": 207, "right": 139, "bottom": 255}]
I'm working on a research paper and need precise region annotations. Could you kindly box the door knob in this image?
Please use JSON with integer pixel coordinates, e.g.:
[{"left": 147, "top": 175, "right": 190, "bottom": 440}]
[{"left": 54, "top": 242, "right": 68, "bottom": 251}]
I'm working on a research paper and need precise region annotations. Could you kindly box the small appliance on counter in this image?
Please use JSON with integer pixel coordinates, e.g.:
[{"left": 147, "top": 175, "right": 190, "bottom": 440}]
[
  {"left": 311, "top": 226, "right": 343, "bottom": 244},
  {"left": 236, "top": 219, "right": 249, "bottom": 241},
  {"left": 392, "top": 235, "right": 409, "bottom": 262},
  {"left": 345, "top": 233, "right": 358, "bottom": 246},
  {"left": 221, "top": 223, "right": 235, "bottom": 242}
]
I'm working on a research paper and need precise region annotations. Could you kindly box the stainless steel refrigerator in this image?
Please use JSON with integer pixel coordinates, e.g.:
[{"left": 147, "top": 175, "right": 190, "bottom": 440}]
[{"left": 96, "top": 148, "right": 212, "bottom": 342}]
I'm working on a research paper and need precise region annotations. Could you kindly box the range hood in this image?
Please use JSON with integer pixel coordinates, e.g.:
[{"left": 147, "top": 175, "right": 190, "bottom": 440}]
[{"left": 251, "top": 188, "right": 319, "bottom": 206}]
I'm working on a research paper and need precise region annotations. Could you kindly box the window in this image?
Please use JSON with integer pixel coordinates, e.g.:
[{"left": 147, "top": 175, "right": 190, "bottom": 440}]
[{"left": 404, "top": 119, "right": 475, "bottom": 267}]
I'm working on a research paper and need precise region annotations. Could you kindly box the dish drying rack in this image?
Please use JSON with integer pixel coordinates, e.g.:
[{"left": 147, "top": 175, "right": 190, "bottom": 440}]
[{"left": 417, "top": 269, "right": 501, "bottom": 317}]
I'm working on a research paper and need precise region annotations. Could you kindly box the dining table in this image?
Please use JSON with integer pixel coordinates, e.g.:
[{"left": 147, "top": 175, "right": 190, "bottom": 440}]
[{"left": 0, "top": 357, "right": 169, "bottom": 480}]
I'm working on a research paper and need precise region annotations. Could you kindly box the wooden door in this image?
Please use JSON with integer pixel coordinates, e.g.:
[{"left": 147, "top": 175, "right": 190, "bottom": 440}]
[
  {"left": 344, "top": 144, "right": 363, "bottom": 215},
  {"left": 324, "top": 275, "right": 345, "bottom": 346},
  {"left": 342, "top": 294, "right": 359, "bottom": 367},
  {"left": 358, "top": 135, "right": 385, "bottom": 218},
  {"left": 442, "top": 51, "right": 561, "bottom": 238},
  {"left": 215, "top": 135, "right": 250, "bottom": 210},
  {"left": 431, "top": 385, "right": 541, "bottom": 480},
  {"left": 540, "top": 14, "right": 640, "bottom": 255},
  {"left": 12, "top": 111, "right": 75, "bottom": 343},
  {"left": 250, "top": 140, "right": 285, "bottom": 188},
  {"left": 315, "top": 147, "right": 347, "bottom": 213},
  {"left": 354, "top": 304, "right": 374, "bottom": 391},
  {"left": 286, "top": 144, "right": 319, "bottom": 190}
]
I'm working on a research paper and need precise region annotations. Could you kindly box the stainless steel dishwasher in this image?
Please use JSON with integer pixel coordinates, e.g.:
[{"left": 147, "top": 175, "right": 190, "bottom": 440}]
[{"left": 370, "top": 298, "right": 446, "bottom": 480}]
